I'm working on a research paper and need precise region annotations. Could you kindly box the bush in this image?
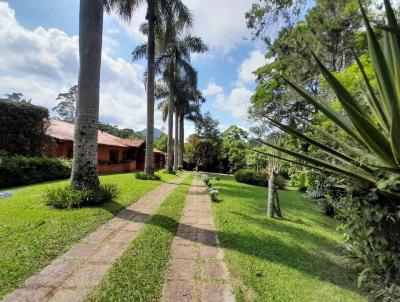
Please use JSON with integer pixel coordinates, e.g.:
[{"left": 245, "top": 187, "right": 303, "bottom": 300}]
[
  {"left": 234, "top": 169, "right": 286, "bottom": 189},
  {"left": 45, "top": 184, "right": 118, "bottom": 209},
  {"left": 0, "top": 99, "right": 49, "bottom": 156},
  {"left": 0, "top": 155, "right": 72, "bottom": 188},
  {"left": 135, "top": 172, "right": 161, "bottom": 181},
  {"left": 234, "top": 169, "right": 268, "bottom": 187}
]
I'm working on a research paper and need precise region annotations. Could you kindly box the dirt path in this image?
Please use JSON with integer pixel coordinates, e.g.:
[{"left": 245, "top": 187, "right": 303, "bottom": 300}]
[
  {"left": 2, "top": 177, "right": 184, "bottom": 302},
  {"left": 161, "top": 177, "right": 235, "bottom": 302}
]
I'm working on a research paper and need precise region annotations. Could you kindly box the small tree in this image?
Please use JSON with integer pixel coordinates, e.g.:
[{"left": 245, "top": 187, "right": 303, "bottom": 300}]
[{"left": 52, "top": 85, "right": 78, "bottom": 122}]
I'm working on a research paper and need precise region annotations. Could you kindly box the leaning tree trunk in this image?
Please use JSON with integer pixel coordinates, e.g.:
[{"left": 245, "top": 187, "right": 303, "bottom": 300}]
[
  {"left": 267, "top": 171, "right": 276, "bottom": 218},
  {"left": 144, "top": 0, "right": 156, "bottom": 174},
  {"left": 179, "top": 114, "right": 184, "bottom": 168},
  {"left": 167, "top": 72, "right": 174, "bottom": 173},
  {"left": 173, "top": 109, "right": 179, "bottom": 171},
  {"left": 70, "top": 0, "right": 103, "bottom": 190}
]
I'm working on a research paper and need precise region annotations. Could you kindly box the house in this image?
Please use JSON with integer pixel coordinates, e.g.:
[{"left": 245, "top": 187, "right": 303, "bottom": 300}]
[{"left": 44, "top": 119, "right": 165, "bottom": 173}]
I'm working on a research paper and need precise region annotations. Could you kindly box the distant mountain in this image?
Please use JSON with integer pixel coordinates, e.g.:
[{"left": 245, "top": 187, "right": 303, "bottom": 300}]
[{"left": 140, "top": 128, "right": 164, "bottom": 140}]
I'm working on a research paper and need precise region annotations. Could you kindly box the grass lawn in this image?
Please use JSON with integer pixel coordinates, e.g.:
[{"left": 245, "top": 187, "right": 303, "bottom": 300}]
[
  {"left": 212, "top": 176, "right": 366, "bottom": 302},
  {"left": 88, "top": 175, "right": 193, "bottom": 302},
  {"left": 0, "top": 171, "right": 178, "bottom": 298}
]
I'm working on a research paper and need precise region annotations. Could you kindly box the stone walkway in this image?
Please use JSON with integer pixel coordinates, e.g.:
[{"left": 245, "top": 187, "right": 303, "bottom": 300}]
[
  {"left": 2, "top": 177, "right": 184, "bottom": 302},
  {"left": 161, "top": 177, "right": 235, "bottom": 302}
]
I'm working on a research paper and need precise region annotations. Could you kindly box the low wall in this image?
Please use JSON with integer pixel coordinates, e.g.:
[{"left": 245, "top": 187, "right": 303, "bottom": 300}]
[{"left": 97, "top": 161, "right": 137, "bottom": 174}]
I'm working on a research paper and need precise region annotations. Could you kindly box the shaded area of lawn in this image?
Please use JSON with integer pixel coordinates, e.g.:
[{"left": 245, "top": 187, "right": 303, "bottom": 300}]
[
  {"left": 87, "top": 176, "right": 193, "bottom": 302},
  {"left": 212, "top": 176, "right": 366, "bottom": 302},
  {"left": 0, "top": 171, "right": 178, "bottom": 298}
]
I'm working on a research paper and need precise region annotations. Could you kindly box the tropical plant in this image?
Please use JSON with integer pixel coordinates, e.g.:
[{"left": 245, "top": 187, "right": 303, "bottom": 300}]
[
  {"left": 71, "top": 0, "right": 136, "bottom": 190},
  {"left": 257, "top": 0, "right": 400, "bottom": 297},
  {"left": 132, "top": 1, "right": 193, "bottom": 174},
  {"left": 158, "top": 31, "right": 206, "bottom": 172}
]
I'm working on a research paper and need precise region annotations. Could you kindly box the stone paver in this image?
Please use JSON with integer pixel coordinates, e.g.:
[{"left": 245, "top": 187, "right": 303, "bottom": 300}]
[
  {"left": 2, "top": 177, "right": 184, "bottom": 302},
  {"left": 161, "top": 177, "right": 235, "bottom": 302}
]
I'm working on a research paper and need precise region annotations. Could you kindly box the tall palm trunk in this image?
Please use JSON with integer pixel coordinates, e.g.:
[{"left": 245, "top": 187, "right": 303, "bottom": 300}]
[
  {"left": 179, "top": 113, "right": 184, "bottom": 167},
  {"left": 71, "top": 0, "right": 103, "bottom": 190},
  {"left": 174, "top": 108, "right": 179, "bottom": 171},
  {"left": 144, "top": 0, "right": 156, "bottom": 174},
  {"left": 167, "top": 73, "right": 174, "bottom": 173}
]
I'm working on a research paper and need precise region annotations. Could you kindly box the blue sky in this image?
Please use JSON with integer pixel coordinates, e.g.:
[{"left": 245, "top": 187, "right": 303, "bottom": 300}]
[{"left": 0, "top": 0, "right": 268, "bottom": 135}]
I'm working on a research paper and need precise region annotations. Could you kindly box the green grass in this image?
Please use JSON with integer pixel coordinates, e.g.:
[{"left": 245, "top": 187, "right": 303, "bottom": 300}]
[
  {"left": 212, "top": 176, "right": 366, "bottom": 302},
  {"left": 88, "top": 175, "right": 193, "bottom": 302},
  {"left": 0, "top": 171, "right": 178, "bottom": 298}
]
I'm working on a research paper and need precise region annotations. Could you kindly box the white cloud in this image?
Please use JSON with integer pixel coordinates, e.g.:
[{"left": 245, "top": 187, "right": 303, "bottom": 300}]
[
  {"left": 237, "top": 50, "right": 266, "bottom": 85},
  {"left": 108, "top": 0, "right": 254, "bottom": 55},
  {"left": 182, "top": 0, "right": 253, "bottom": 54},
  {"left": 0, "top": 2, "right": 155, "bottom": 131},
  {"left": 202, "top": 82, "right": 223, "bottom": 96},
  {"left": 217, "top": 87, "right": 253, "bottom": 119}
]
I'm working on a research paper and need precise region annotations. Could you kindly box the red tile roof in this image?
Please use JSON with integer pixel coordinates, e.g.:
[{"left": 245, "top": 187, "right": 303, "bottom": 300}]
[{"left": 46, "top": 119, "right": 145, "bottom": 148}]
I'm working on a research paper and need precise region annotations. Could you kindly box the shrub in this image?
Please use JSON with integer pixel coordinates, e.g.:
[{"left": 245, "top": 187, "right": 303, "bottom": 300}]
[
  {"left": 135, "top": 172, "right": 161, "bottom": 181},
  {"left": 0, "top": 99, "right": 49, "bottom": 156},
  {"left": 234, "top": 169, "right": 268, "bottom": 187},
  {"left": 208, "top": 188, "right": 220, "bottom": 202},
  {"left": 0, "top": 155, "right": 72, "bottom": 188},
  {"left": 45, "top": 184, "right": 118, "bottom": 209}
]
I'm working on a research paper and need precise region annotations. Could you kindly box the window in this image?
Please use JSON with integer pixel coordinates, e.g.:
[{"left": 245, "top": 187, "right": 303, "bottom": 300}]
[{"left": 109, "top": 149, "right": 119, "bottom": 163}]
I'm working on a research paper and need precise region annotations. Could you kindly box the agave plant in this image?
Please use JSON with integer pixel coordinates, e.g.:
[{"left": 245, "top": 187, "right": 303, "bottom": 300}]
[
  {"left": 256, "top": 0, "right": 400, "bottom": 295},
  {"left": 258, "top": 0, "right": 400, "bottom": 194}
]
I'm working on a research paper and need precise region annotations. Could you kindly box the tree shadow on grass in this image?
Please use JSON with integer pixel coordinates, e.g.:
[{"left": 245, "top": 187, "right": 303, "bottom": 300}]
[{"left": 112, "top": 205, "right": 360, "bottom": 295}]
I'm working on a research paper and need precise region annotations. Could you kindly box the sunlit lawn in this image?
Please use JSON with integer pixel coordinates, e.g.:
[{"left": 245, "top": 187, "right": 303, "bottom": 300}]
[
  {"left": 88, "top": 176, "right": 193, "bottom": 302},
  {"left": 212, "top": 176, "right": 366, "bottom": 302},
  {"left": 0, "top": 171, "right": 177, "bottom": 298}
]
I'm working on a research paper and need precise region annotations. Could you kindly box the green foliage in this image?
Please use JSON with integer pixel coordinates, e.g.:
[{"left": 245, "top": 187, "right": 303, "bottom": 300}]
[
  {"left": 154, "top": 133, "right": 168, "bottom": 152},
  {"left": 0, "top": 99, "right": 49, "bottom": 156},
  {"left": 334, "top": 190, "right": 400, "bottom": 300},
  {"left": 221, "top": 125, "right": 248, "bottom": 173},
  {"left": 135, "top": 172, "right": 161, "bottom": 181},
  {"left": 45, "top": 184, "right": 118, "bottom": 209},
  {"left": 0, "top": 155, "right": 71, "bottom": 188},
  {"left": 235, "top": 169, "right": 268, "bottom": 187},
  {"left": 290, "top": 170, "right": 315, "bottom": 192},
  {"left": 256, "top": 1, "right": 400, "bottom": 297}
]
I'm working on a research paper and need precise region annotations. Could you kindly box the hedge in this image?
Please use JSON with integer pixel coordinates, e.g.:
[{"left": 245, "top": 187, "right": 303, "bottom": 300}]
[
  {"left": 0, "top": 99, "right": 49, "bottom": 156},
  {"left": 0, "top": 155, "right": 72, "bottom": 188},
  {"left": 234, "top": 169, "right": 285, "bottom": 189}
]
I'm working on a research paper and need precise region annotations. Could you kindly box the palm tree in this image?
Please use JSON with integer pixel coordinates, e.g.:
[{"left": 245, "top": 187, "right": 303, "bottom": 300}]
[
  {"left": 156, "top": 75, "right": 204, "bottom": 169},
  {"left": 133, "top": 0, "right": 192, "bottom": 174},
  {"left": 71, "top": 0, "right": 136, "bottom": 190},
  {"left": 133, "top": 21, "right": 206, "bottom": 173},
  {"left": 175, "top": 81, "right": 204, "bottom": 168}
]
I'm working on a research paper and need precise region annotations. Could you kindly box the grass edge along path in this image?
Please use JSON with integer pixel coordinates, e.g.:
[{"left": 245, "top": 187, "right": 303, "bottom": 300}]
[
  {"left": 87, "top": 175, "right": 194, "bottom": 302},
  {"left": 212, "top": 175, "right": 366, "bottom": 302},
  {"left": 0, "top": 171, "right": 178, "bottom": 298}
]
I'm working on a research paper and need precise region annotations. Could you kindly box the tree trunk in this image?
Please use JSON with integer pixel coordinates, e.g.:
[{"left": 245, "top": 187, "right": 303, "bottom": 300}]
[
  {"left": 70, "top": 0, "right": 103, "bottom": 190},
  {"left": 274, "top": 187, "right": 282, "bottom": 218},
  {"left": 173, "top": 108, "right": 179, "bottom": 171},
  {"left": 144, "top": 0, "right": 156, "bottom": 174},
  {"left": 167, "top": 70, "right": 174, "bottom": 173},
  {"left": 267, "top": 171, "right": 276, "bottom": 218},
  {"left": 179, "top": 114, "right": 184, "bottom": 168}
]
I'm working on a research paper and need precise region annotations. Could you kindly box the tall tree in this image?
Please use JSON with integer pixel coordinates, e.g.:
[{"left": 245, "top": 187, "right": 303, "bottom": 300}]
[
  {"left": 132, "top": 2, "right": 193, "bottom": 174},
  {"left": 71, "top": 0, "right": 136, "bottom": 189},
  {"left": 133, "top": 19, "right": 207, "bottom": 173}
]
